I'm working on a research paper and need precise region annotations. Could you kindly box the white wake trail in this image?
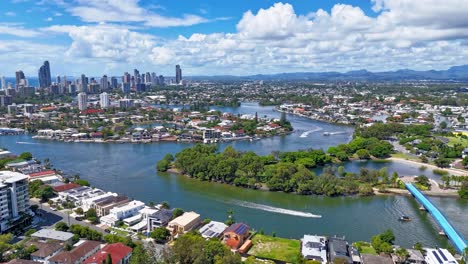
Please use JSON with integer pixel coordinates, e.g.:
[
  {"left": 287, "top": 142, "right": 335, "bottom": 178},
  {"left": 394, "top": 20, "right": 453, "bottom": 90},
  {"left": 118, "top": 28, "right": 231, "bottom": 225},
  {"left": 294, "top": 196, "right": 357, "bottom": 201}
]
[
  {"left": 230, "top": 200, "right": 322, "bottom": 218},
  {"left": 299, "top": 127, "right": 323, "bottom": 138}
]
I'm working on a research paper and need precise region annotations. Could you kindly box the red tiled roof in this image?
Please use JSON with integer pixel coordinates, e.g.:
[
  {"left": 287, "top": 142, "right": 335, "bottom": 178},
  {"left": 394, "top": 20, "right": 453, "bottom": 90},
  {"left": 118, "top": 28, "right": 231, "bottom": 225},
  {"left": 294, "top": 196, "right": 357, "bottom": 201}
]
[
  {"left": 28, "top": 170, "right": 56, "bottom": 178},
  {"left": 48, "top": 240, "right": 101, "bottom": 264},
  {"left": 81, "top": 109, "right": 104, "bottom": 115},
  {"left": 53, "top": 183, "right": 81, "bottom": 193},
  {"left": 83, "top": 243, "right": 132, "bottom": 264}
]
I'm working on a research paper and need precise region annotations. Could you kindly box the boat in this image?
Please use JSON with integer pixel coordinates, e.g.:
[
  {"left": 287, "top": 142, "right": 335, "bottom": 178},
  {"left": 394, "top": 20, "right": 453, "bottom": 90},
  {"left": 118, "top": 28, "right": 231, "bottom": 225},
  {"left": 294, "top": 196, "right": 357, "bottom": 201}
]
[
  {"left": 398, "top": 215, "right": 411, "bottom": 221},
  {"left": 323, "top": 132, "right": 330, "bottom": 136}
]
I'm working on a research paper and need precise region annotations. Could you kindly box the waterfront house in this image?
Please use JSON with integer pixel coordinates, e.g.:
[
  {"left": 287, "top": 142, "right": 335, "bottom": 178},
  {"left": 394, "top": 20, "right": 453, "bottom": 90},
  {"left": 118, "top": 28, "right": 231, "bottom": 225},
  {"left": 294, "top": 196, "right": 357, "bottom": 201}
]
[
  {"left": 147, "top": 209, "right": 173, "bottom": 232},
  {"left": 199, "top": 221, "right": 228, "bottom": 239},
  {"left": 167, "top": 211, "right": 201, "bottom": 236},
  {"left": 48, "top": 240, "right": 101, "bottom": 264},
  {"left": 84, "top": 243, "right": 132, "bottom": 264},
  {"left": 424, "top": 248, "right": 457, "bottom": 264},
  {"left": 329, "top": 236, "right": 352, "bottom": 264},
  {"left": 100, "top": 200, "right": 145, "bottom": 226},
  {"left": 301, "top": 235, "right": 328, "bottom": 264},
  {"left": 223, "top": 222, "right": 250, "bottom": 250},
  {"left": 361, "top": 254, "right": 393, "bottom": 264},
  {"left": 92, "top": 195, "right": 130, "bottom": 217}
]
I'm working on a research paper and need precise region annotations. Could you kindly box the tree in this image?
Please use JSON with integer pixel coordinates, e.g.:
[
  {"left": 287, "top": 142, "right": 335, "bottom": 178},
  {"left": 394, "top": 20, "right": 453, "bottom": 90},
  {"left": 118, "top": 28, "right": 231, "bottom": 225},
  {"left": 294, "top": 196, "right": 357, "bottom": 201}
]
[
  {"left": 75, "top": 207, "right": 84, "bottom": 215},
  {"left": 150, "top": 227, "right": 170, "bottom": 243},
  {"left": 19, "top": 152, "right": 33, "bottom": 160},
  {"left": 380, "top": 229, "right": 395, "bottom": 244},
  {"left": 161, "top": 201, "right": 170, "bottom": 209},
  {"left": 55, "top": 221, "right": 69, "bottom": 231},
  {"left": 24, "top": 228, "right": 36, "bottom": 237},
  {"left": 439, "top": 121, "right": 447, "bottom": 129},
  {"left": 415, "top": 175, "right": 431, "bottom": 188},
  {"left": 172, "top": 208, "right": 184, "bottom": 219},
  {"left": 395, "top": 248, "right": 409, "bottom": 263},
  {"left": 104, "top": 253, "right": 112, "bottom": 264},
  {"left": 225, "top": 209, "right": 235, "bottom": 226},
  {"left": 356, "top": 149, "right": 370, "bottom": 159}
]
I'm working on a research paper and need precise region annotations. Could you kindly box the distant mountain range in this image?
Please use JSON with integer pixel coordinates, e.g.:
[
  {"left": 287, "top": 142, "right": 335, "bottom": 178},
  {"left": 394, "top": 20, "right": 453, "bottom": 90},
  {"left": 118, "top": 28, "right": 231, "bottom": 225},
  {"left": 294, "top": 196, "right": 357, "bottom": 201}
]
[
  {"left": 4, "top": 65, "right": 468, "bottom": 84},
  {"left": 190, "top": 65, "right": 468, "bottom": 81}
]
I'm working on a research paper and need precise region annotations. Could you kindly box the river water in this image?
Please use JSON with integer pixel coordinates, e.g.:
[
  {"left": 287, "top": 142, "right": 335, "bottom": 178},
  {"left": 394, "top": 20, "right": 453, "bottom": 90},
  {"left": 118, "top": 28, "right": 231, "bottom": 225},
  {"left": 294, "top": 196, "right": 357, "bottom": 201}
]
[{"left": 0, "top": 103, "right": 466, "bottom": 248}]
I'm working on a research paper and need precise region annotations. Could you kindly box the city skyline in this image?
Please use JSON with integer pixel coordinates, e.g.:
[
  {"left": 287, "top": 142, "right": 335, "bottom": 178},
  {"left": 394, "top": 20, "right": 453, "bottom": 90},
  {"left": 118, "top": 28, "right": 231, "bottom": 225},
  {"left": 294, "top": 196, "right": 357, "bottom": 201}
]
[{"left": 0, "top": 0, "right": 468, "bottom": 76}]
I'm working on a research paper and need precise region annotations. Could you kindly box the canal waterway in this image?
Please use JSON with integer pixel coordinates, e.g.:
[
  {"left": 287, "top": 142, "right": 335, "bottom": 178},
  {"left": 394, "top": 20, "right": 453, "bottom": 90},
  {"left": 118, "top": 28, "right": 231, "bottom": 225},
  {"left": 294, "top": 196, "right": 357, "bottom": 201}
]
[{"left": 0, "top": 102, "right": 466, "bottom": 248}]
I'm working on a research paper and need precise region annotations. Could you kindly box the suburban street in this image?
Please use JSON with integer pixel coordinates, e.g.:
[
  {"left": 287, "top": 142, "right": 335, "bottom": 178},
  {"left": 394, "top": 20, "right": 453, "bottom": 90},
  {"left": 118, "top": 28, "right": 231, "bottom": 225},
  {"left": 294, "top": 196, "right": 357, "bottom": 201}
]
[{"left": 30, "top": 199, "right": 104, "bottom": 233}]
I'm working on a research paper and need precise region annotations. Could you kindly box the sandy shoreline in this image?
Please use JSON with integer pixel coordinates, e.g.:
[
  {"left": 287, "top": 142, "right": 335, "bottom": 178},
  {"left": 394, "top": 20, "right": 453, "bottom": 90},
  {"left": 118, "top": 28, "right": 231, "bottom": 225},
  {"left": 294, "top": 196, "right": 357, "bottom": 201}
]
[{"left": 387, "top": 157, "right": 467, "bottom": 176}]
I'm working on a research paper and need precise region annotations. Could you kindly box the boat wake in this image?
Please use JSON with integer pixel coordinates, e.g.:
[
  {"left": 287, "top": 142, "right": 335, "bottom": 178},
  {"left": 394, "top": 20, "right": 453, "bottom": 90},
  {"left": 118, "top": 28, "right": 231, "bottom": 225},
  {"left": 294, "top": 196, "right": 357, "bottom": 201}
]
[
  {"left": 16, "top": 141, "right": 41, "bottom": 145},
  {"left": 322, "top": 131, "right": 347, "bottom": 136},
  {"left": 229, "top": 200, "right": 321, "bottom": 218},
  {"left": 299, "top": 127, "right": 323, "bottom": 138}
]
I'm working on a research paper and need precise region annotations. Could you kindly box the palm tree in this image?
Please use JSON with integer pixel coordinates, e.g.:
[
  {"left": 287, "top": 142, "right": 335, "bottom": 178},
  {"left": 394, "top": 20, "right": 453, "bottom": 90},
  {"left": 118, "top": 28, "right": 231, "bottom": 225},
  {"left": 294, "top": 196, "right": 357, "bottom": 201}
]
[{"left": 441, "top": 175, "right": 450, "bottom": 188}]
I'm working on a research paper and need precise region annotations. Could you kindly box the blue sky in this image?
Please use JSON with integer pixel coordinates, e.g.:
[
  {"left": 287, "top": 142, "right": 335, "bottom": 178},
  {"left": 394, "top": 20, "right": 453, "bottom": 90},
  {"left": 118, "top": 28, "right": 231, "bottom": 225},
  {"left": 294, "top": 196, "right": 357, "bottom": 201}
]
[{"left": 1, "top": 0, "right": 468, "bottom": 77}]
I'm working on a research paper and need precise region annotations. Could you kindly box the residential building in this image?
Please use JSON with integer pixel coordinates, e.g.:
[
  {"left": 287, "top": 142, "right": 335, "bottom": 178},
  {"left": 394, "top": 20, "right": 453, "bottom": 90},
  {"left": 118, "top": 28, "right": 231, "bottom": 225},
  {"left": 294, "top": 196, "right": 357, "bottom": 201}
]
[
  {"left": 31, "top": 229, "right": 75, "bottom": 244},
  {"left": 15, "top": 70, "right": 26, "bottom": 87},
  {"left": 38, "top": 61, "right": 52, "bottom": 88},
  {"left": 100, "top": 75, "right": 109, "bottom": 91},
  {"left": 199, "top": 221, "right": 227, "bottom": 239},
  {"left": 77, "top": 92, "right": 87, "bottom": 111},
  {"left": 28, "top": 240, "right": 64, "bottom": 263},
  {"left": 301, "top": 235, "right": 327, "bottom": 264},
  {"left": 329, "top": 236, "right": 352, "bottom": 264},
  {"left": 147, "top": 209, "right": 173, "bottom": 232},
  {"left": 424, "top": 248, "right": 457, "bottom": 264},
  {"left": 361, "top": 254, "right": 393, "bottom": 264},
  {"left": 100, "top": 200, "right": 145, "bottom": 226},
  {"left": 92, "top": 195, "right": 130, "bottom": 217},
  {"left": 404, "top": 249, "right": 424, "bottom": 264},
  {"left": 462, "top": 148, "right": 468, "bottom": 158},
  {"left": 48, "top": 240, "right": 101, "bottom": 264},
  {"left": 99, "top": 92, "right": 110, "bottom": 109},
  {"left": 223, "top": 222, "right": 250, "bottom": 250},
  {"left": 8, "top": 259, "right": 42, "bottom": 264},
  {"left": 84, "top": 243, "right": 132, "bottom": 264},
  {"left": 167, "top": 211, "right": 201, "bottom": 236},
  {"left": 0, "top": 171, "right": 30, "bottom": 232},
  {"left": 80, "top": 192, "right": 117, "bottom": 211},
  {"left": 175, "top": 65, "right": 182, "bottom": 84},
  {"left": 57, "top": 186, "right": 106, "bottom": 206}
]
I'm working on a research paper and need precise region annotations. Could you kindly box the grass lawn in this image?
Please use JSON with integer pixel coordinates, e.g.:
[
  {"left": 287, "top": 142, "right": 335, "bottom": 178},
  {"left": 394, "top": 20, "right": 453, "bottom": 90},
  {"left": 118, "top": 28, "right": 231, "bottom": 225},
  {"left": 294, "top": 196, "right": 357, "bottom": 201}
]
[
  {"left": 110, "top": 228, "right": 130, "bottom": 236},
  {"left": 248, "top": 234, "right": 301, "bottom": 263},
  {"left": 353, "top": 241, "right": 377, "bottom": 255},
  {"left": 447, "top": 136, "right": 468, "bottom": 148}
]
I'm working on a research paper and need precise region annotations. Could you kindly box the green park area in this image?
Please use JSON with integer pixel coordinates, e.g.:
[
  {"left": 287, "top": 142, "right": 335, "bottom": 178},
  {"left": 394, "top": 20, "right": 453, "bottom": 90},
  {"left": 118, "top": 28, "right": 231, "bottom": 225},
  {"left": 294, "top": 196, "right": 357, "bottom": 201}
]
[{"left": 248, "top": 234, "right": 301, "bottom": 263}]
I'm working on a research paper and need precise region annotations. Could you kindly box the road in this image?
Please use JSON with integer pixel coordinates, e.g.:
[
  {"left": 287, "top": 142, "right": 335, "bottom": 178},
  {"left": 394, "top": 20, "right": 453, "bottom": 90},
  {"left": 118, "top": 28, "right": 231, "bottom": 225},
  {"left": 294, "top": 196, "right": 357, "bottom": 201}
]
[{"left": 30, "top": 200, "right": 104, "bottom": 233}]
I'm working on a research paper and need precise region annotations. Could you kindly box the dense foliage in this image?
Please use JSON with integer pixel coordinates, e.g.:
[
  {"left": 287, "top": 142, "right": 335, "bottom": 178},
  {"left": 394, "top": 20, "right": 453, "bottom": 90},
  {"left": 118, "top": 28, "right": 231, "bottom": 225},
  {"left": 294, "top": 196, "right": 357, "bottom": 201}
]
[{"left": 169, "top": 145, "right": 395, "bottom": 196}]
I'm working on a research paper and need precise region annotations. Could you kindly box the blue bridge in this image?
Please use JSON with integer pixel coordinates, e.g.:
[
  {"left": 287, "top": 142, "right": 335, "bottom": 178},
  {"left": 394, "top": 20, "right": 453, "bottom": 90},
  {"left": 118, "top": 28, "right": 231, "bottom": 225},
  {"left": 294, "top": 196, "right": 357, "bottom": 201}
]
[{"left": 405, "top": 183, "right": 468, "bottom": 253}]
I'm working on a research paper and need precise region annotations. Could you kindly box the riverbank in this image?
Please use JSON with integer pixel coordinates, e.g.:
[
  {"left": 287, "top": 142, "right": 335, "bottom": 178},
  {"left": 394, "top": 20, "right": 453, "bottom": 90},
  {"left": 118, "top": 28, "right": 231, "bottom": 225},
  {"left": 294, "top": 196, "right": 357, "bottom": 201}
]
[
  {"left": 166, "top": 165, "right": 461, "bottom": 199},
  {"left": 387, "top": 157, "right": 467, "bottom": 176},
  {"left": 275, "top": 108, "right": 354, "bottom": 126}
]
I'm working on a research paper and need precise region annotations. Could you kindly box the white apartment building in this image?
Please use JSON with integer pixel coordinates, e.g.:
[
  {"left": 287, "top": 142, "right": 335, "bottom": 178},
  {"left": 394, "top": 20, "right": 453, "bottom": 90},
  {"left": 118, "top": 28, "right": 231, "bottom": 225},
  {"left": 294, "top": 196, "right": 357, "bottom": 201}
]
[
  {"left": 100, "top": 200, "right": 145, "bottom": 226},
  {"left": 77, "top": 92, "right": 87, "bottom": 111},
  {"left": 99, "top": 92, "right": 110, "bottom": 109},
  {"left": 0, "top": 171, "right": 30, "bottom": 232}
]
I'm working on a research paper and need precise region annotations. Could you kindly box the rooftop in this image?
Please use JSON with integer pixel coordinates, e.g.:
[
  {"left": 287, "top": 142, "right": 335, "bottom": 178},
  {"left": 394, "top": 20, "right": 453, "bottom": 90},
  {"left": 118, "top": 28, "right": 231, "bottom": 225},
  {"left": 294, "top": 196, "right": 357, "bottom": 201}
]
[
  {"left": 301, "top": 235, "right": 327, "bottom": 263},
  {"left": 224, "top": 222, "right": 250, "bottom": 236},
  {"left": 28, "top": 170, "right": 56, "bottom": 178},
  {"left": 0, "top": 171, "right": 28, "bottom": 186},
  {"left": 83, "top": 243, "right": 132, "bottom": 264},
  {"left": 169, "top": 211, "right": 200, "bottom": 227},
  {"left": 48, "top": 240, "right": 101, "bottom": 264},
  {"left": 31, "top": 229, "right": 74, "bottom": 242},
  {"left": 199, "top": 221, "right": 228, "bottom": 239},
  {"left": 361, "top": 254, "right": 393, "bottom": 264}
]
